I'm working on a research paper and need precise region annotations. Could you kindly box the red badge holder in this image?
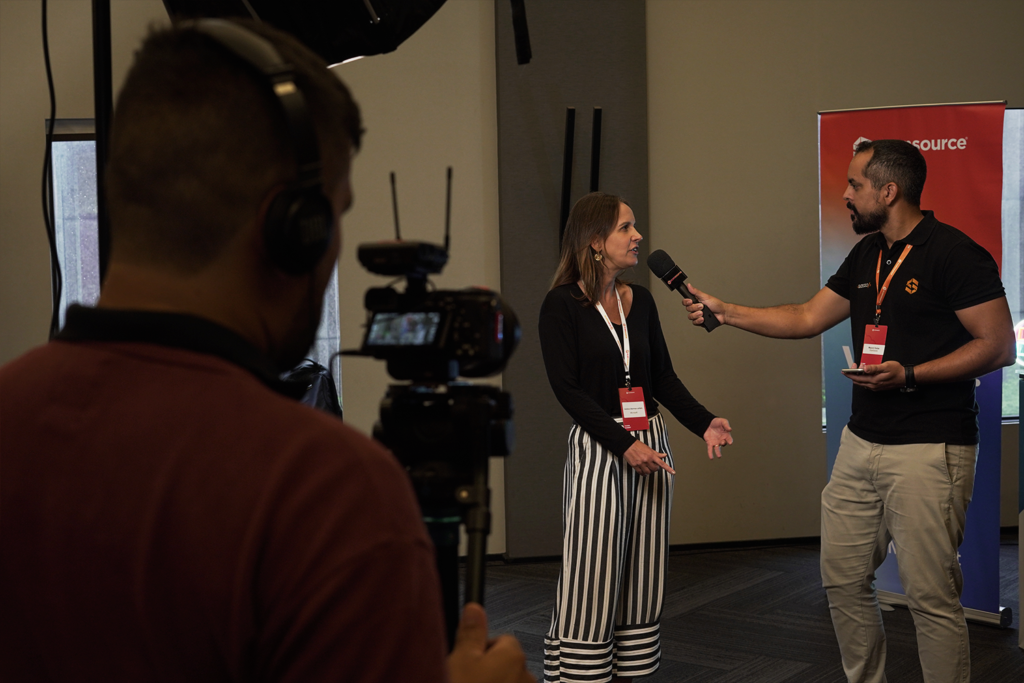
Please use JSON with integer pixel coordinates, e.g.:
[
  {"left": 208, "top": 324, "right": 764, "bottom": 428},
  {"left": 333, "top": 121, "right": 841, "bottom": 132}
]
[
  {"left": 860, "top": 324, "right": 888, "bottom": 367},
  {"left": 619, "top": 387, "right": 649, "bottom": 431}
]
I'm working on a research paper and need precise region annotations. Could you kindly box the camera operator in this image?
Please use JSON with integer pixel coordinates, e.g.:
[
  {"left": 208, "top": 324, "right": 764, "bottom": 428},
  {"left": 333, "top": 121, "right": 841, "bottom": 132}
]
[{"left": 0, "top": 19, "right": 532, "bottom": 683}]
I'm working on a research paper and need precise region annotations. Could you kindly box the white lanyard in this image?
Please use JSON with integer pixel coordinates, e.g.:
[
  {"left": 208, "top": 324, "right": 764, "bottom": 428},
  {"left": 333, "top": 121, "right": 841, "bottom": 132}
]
[{"left": 594, "top": 286, "right": 632, "bottom": 389}]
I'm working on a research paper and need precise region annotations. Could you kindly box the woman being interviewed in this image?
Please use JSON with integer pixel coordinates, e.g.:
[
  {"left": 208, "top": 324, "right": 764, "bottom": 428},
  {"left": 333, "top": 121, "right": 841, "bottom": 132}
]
[{"left": 540, "top": 192, "right": 733, "bottom": 683}]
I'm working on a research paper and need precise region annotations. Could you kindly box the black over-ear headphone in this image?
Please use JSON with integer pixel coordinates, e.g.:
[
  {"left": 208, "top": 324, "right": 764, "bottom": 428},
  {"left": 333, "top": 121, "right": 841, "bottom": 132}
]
[{"left": 188, "top": 19, "right": 335, "bottom": 275}]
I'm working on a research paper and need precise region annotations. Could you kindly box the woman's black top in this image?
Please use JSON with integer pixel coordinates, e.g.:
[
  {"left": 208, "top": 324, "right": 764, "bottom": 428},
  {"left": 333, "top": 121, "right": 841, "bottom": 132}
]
[{"left": 538, "top": 283, "right": 715, "bottom": 456}]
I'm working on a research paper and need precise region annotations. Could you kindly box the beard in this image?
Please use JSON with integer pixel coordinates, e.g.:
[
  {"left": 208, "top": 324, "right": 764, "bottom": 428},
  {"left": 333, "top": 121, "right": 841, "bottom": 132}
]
[{"left": 848, "top": 202, "right": 888, "bottom": 235}]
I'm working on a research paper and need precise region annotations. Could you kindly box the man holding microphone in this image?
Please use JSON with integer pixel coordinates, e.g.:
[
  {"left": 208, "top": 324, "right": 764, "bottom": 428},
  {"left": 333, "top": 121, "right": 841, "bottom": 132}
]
[{"left": 683, "top": 139, "right": 1014, "bottom": 683}]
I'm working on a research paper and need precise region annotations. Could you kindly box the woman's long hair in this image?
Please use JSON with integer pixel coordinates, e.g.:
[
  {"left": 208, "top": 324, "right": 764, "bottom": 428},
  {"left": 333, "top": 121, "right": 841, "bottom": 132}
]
[{"left": 550, "top": 192, "right": 628, "bottom": 305}]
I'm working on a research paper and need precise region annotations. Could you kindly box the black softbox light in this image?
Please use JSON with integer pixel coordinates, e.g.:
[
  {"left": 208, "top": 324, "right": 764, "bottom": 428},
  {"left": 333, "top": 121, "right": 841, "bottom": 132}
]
[{"left": 162, "top": 0, "right": 448, "bottom": 65}]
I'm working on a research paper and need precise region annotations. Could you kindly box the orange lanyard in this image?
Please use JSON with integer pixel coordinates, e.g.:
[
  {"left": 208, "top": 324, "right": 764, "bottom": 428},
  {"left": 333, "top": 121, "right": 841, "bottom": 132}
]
[{"left": 874, "top": 244, "right": 912, "bottom": 325}]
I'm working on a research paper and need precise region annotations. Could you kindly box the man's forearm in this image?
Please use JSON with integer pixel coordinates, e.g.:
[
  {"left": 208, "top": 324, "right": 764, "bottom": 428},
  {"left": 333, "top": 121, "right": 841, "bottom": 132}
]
[
  {"left": 914, "top": 336, "right": 1017, "bottom": 385},
  {"left": 687, "top": 285, "right": 849, "bottom": 339},
  {"left": 722, "top": 302, "right": 826, "bottom": 339}
]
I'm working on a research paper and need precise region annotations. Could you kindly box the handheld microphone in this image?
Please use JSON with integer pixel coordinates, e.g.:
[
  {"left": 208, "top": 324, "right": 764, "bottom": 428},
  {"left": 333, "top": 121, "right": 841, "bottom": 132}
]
[{"left": 647, "top": 249, "right": 720, "bottom": 332}]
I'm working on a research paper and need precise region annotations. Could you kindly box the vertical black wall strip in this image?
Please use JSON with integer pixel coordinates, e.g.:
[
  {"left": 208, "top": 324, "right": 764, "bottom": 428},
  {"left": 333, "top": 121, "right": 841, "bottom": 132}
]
[
  {"left": 589, "top": 107, "right": 602, "bottom": 192},
  {"left": 92, "top": 0, "right": 113, "bottom": 285},
  {"left": 509, "top": 0, "right": 532, "bottom": 65},
  {"left": 558, "top": 107, "right": 575, "bottom": 244}
]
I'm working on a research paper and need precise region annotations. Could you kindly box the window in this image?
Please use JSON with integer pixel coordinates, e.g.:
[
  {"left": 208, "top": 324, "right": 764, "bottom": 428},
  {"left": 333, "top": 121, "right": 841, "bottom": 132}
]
[
  {"left": 50, "top": 120, "right": 99, "bottom": 329},
  {"left": 1001, "top": 108, "right": 1023, "bottom": 419}
]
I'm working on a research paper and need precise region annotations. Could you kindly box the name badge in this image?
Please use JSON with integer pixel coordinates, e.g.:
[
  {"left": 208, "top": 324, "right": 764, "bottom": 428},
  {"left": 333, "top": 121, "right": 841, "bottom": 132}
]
[
  {"left": 619, "top": 387, "right": 649, "bottom": 431},
  {"left": 860, "top": 324, "right": 888, "bottom": 366}
]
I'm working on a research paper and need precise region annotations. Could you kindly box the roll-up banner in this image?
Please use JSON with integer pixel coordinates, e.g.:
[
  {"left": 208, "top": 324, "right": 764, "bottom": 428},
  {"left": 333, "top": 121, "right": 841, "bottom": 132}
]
[{"left": 819, "top": 102, "right": 1007, "bottom": 625}]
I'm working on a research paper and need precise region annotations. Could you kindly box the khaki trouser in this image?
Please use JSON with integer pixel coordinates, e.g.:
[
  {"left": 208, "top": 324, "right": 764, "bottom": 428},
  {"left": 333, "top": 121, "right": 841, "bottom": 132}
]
[{"left": 821, "top": 427, "right": 977, "bottom": 683}]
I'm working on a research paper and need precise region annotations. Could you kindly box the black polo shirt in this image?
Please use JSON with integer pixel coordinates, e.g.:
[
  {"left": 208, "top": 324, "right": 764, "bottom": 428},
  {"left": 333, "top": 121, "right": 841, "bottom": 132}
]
[{"left": 826, "top": 211, "right": 1004, "bottom": 445}]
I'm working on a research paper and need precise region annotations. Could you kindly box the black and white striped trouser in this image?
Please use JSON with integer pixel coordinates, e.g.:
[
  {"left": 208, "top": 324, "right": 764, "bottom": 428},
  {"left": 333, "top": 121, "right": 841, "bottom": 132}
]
[{"left": 544, "top": 412, "right": 673, "bottom": 683}]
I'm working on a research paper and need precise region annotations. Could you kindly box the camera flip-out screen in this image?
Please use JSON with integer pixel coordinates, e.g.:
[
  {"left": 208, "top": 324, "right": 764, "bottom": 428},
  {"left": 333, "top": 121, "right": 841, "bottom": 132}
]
[{"left": 365, "top": 311, "right": 443, "bottom": 347}]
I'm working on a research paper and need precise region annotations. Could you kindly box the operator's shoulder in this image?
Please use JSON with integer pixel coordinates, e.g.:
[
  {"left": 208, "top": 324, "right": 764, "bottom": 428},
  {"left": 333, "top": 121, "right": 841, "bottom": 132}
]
[
  {"left": 250, "top": 394, "right": 415, "bottom": 502},
  {"left": 0, "top": 343, "right": 50, "bottom": 380},
  {"left": 184, "top": 367, "right": 395, "bottom": 471},
  {"left": 258, "top": 390, "right": 377, "bottom": 450},
  {"left": 0, "top": 340, "right": 97, "bottom": 399}
]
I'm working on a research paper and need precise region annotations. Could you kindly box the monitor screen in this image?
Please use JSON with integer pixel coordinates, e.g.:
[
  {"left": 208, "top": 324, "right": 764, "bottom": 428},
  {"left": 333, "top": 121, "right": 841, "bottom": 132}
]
[{"left": 365, "top": 311, "right": 442, "bottom": 347}]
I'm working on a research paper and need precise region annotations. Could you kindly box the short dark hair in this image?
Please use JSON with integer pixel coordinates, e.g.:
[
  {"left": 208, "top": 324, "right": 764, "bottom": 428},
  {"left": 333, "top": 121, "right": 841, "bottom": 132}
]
[
  {"left": 853, "top": 139, "right": 927, "bottom": 206},
  {"left": 106, "top": 20, "right": 363, "bottom": 272}
]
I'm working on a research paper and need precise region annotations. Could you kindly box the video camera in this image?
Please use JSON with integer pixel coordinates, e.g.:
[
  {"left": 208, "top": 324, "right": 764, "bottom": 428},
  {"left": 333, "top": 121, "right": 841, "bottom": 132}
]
[
  {"left": 342, "top": 169, "right": 519, "bottom": 646},
  {"left": 354, "top": 240, "right": 520, "bottom": 383}
]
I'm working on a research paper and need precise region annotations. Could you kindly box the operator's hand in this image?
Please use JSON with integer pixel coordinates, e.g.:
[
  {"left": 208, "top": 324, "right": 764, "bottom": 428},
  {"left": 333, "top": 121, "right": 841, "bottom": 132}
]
[
  {"left": 448, "top": 603, "right": 535, "bottom": 683},
  {"left": 623, "top": 440, "right": 675, "bottom": 476},
  {"left": 703, "top": 417, "right": 733, "bottom": 459},
  {"left": 845, "top": 360, "right": 905, "bottom": 392},
  {"left": 681, "top": 283, "right": 725, "bottom": 327}
]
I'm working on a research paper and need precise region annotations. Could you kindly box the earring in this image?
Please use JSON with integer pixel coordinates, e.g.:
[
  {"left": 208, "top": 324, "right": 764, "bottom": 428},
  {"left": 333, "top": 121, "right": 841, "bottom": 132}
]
[{"left": 594, "top": 252, "right": 603, "bottom": 262}]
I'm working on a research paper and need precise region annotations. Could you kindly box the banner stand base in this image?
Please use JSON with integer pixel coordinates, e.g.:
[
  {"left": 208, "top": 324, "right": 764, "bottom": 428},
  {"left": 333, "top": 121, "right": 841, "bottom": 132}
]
[{"left": 878, "top": 589, "right": 1012, "bottom": 628}]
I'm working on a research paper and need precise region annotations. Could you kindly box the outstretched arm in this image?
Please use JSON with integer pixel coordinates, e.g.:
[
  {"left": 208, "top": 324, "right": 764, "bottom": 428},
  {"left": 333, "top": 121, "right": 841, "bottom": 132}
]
[
  {"left": 683, "top": 284, "right": 850, "bottom": 339},
  {"left": 849, "top": 296, "right": 1016, "bottom": 391}
]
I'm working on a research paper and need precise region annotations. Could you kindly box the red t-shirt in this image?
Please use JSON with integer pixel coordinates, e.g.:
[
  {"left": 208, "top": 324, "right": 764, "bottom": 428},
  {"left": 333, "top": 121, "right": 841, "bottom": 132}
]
[{"left": 1, "top": 322, "right": 448, "bottom": 682}]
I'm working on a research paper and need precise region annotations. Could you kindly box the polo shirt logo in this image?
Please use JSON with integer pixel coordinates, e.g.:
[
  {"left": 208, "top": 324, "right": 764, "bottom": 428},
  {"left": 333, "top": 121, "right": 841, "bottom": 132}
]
[{"left": 906, "top": 278, "right": 919, "bottom": 294}]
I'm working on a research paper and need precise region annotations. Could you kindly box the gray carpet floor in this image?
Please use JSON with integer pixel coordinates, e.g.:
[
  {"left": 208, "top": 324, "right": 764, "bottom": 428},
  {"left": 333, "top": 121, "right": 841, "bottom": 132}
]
[{"left": 475, "top": 534, "right": 1022, "bottom": 682}]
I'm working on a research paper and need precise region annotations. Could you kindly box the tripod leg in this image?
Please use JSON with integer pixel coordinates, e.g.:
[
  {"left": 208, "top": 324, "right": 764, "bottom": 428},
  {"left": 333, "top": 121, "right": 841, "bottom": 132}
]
[
  {"left": 427, "top": 518, "right": 460, "bottom": 650},
  {"left": 463, "top": 454, "right": 491, "bottom": 605}
]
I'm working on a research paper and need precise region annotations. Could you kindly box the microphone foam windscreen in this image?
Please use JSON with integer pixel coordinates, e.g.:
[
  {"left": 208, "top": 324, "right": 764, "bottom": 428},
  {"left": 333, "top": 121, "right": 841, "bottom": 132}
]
[{"left": 646, "top": 249, "right": 675, "bottom": 278}]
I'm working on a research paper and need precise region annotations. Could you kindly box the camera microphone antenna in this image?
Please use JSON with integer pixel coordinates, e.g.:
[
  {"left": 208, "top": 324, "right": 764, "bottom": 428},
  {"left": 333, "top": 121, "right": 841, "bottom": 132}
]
[
  {"left": 444, "top": 166, "right": 452, "bottom": 254},
  {"left": 390, "top": 171, "right": 401, "bottom": 240},
  {"left": 357, "top": 171, "right": 448, "bottom": 279}
]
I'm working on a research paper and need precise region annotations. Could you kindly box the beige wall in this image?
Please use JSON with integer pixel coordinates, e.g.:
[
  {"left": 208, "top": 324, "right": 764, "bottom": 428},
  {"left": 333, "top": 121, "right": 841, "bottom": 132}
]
[
  {"left": 647, "top": 0, "right": 1024, "bottom": 542},
  {"left": 331, "top": 0, "right": 505, "bottom": 553}
]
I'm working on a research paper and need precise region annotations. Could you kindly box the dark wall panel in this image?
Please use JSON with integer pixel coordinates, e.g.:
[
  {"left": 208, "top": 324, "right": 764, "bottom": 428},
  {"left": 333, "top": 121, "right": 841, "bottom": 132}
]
[{"left": 496, "top": 0, "right": 649, "bottom": 559}]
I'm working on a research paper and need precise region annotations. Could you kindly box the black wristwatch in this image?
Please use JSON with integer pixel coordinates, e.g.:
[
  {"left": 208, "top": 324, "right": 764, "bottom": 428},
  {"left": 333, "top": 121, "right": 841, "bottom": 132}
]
[{"left": 900, "top": 364, "right": 917, "bottom": 393}]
